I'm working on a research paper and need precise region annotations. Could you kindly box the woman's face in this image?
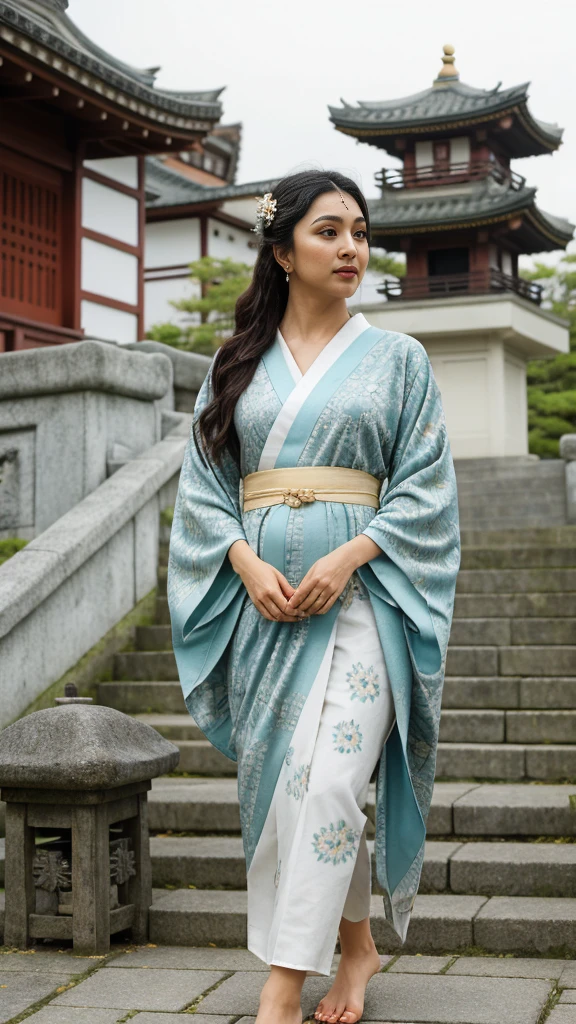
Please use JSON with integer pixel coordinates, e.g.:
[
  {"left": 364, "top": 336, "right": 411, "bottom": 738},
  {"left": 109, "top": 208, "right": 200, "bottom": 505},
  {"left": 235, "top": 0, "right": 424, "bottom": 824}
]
[{"left": 277, "top": 190, "right": 369, "bottom": 298}]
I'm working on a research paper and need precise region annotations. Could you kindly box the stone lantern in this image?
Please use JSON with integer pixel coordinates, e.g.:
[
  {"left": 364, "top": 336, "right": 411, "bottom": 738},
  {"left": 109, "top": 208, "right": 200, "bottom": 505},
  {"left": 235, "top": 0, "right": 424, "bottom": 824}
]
[{"left": 0, "top": 688, "right": 180, "bottom": 954}]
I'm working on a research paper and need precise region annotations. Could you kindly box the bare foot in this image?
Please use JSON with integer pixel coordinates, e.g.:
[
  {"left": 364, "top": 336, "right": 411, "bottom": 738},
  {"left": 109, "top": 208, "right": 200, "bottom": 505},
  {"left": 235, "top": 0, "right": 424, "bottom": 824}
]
[
  {"left": 256, "top": 970, "right": 303, "bottom": 1024},
  {"left": 313, "top": 943, "right": 382, "bottom": 1023}
]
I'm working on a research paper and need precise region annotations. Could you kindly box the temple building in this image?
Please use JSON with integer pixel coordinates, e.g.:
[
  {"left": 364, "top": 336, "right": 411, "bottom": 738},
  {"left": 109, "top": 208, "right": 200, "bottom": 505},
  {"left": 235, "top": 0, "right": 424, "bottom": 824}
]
[
  {"left": 0, "top": 0, "right": 224, "bottom": 349},
  {"left": 144, "top": 157, "right": 279, "bottom": 331},
  {"left": 330, "top": 45, "right": 574, "bottom": 458}
]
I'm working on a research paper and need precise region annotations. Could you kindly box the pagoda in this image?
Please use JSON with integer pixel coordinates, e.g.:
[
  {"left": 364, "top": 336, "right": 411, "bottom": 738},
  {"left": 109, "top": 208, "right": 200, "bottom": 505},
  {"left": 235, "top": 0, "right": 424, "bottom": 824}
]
[{"left": 329, "top": 46, "right": 574, "bottom": 459}]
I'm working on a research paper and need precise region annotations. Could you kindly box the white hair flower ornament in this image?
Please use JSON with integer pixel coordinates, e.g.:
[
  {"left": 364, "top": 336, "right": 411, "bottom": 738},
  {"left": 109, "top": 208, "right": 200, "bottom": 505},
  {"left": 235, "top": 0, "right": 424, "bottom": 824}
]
[{"left": 252, "top": 192, "right": 277, "bottom": 233}]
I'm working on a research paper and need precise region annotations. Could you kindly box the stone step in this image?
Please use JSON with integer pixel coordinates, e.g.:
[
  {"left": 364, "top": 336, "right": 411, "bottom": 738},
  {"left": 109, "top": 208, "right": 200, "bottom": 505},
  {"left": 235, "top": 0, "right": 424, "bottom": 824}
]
[
  {"left": 156, "top": 596, "right": 170, "bottom": 625},
  {"left": 460, "top": 526, "right": 576, "bottom": 547},
  {"left": 137, "top": 625, "right": 174, "bottom": 651},
  {"left": 445, "top": 647, "right": 499, "bottom": 676},
  {"left": 98, "top": 680, "right": 186, "bottom": 714},
  {"left": 148, "top": 888, "right": 576, "bottom": 955},
  {"left": 175, "top": 740, "right": 236, "bottom": 776},
  {"left": 453, "top": 593, "right": 576, "bottom": 619},
  {"left": 443, "top": 676, "right": 576, "bottom": 710},
  {"left": 149, "top": 777, "right": 241, "bottom": 833},
  {"left": 114, "top": 651, "right": 177, "bottom": 681},
  {"left": 449, "top": 618, "right": 576, "bottom": 646},
  {"left": 436, "top": 743, "right": 576, "bottom": 781},
  {"left": 506, "top": 711, "right": 576, "bottom": 744},
  {"left": 147, "top": 835, "right": 576, "bottom": 898},
  {"left": 456, "top": 569, "right": 576, "bottom": 595},
  {"left": 499, "top": 646, "right": 576, "bottom": 677},
  {"left": 133, "top": 713, "right": 203, "bottom": 740},
  {"left": 439, "top": 710, "right": 576, "bottom": 744},
  {"left": 454, "top": 457, "right": 561, "bottom": 480},
  {"left": 459, "top": 512, "right": 568, "bottom": 531},
  {"left": 147, "top": 779, "right": 576, "bottom": 838},
  {"left": 444, "top": 645, "right": 576, "bottom": 680},
  {"left": 460, "top": 548, "right": 576, "bottom": 570}
]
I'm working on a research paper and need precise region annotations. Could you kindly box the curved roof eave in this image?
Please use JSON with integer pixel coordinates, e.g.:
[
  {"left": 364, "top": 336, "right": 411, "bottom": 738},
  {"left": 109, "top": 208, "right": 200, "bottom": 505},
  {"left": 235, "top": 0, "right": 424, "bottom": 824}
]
[
  {"left": 0, "top": 0, "right": 223, "bottom": 123},
  {"left": 328, "top": 81, "right": 563, "bottom": 152},
  {"left": 145, "top": 157, "right": 281, "bottom": 210}
]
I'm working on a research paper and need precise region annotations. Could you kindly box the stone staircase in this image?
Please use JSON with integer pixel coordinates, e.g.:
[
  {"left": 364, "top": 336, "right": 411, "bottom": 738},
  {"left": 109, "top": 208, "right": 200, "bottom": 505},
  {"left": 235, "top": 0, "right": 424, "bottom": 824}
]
[
  {"left": 455, "top": 457, "right": 568, "bottom": 531},
  {"left": 97, "top": 526, "right": 576, "bottom": 955}
]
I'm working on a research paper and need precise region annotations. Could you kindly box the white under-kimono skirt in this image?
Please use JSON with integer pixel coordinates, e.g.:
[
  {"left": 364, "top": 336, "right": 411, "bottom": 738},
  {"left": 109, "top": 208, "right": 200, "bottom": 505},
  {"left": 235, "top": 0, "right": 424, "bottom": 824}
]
[
  {"left": 247, "top": 573, "right": 396, "bottom": 975},
  {"left": 246, "top": 327, "right": 396, "bottom": 976}
]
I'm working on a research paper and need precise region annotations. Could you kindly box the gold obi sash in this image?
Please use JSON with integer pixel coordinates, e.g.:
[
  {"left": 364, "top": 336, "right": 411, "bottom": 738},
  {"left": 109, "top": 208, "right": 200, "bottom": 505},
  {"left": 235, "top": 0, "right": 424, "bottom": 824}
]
[{"left": 242, "top": 466, "right": 381, "bottom": 512}]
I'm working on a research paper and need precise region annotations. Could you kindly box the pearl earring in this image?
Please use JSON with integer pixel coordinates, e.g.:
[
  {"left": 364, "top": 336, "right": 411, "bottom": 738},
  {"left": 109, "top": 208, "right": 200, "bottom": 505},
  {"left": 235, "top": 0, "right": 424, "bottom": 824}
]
[{"left": 285, "top": 265, "right": 290, "bottom": 282}]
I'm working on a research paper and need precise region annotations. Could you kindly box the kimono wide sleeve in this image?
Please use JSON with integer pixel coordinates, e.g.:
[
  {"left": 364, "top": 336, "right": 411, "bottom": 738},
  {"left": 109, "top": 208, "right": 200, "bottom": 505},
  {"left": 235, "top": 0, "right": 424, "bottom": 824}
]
[
  {"left": 358, "top": 338, "right": 460, "bottom": 682},
  {"left": 356, "top": 338, "right": 460, "bottom": 931},
  {"left": 167, "top": 365, "right": 248, "bottom": 752}
]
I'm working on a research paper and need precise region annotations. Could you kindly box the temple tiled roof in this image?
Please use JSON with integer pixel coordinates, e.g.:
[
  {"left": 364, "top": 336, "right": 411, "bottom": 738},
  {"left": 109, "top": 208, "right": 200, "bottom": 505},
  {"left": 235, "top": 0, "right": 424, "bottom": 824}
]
[
  {"left": 329, "top": 79, "right": 563, "bottom": 158},
  {"left": 0, "top": 0, "right": 223, "bottom": 126},
  {"left": 368, "top": 177, "right": 574, "bottom": 251},
  {"left": 145, "top": 156, "right": 280, "bottom": 210}
]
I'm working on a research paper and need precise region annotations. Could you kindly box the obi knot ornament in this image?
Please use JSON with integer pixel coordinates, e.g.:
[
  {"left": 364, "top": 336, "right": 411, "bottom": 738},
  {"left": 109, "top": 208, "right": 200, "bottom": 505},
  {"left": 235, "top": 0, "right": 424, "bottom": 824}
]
[
  {"left": 281, "top": 487, "right": 316, "bottom": 507},
  {"left": 167, "top": 311, "right": 460, "bottom": 974}
]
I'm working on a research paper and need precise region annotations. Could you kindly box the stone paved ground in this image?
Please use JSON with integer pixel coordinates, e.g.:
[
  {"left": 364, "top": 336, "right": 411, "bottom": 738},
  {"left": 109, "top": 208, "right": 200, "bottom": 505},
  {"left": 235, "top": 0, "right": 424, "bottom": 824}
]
[{"left": 0, "top": 942, "right": 575, "bottom": 1024}]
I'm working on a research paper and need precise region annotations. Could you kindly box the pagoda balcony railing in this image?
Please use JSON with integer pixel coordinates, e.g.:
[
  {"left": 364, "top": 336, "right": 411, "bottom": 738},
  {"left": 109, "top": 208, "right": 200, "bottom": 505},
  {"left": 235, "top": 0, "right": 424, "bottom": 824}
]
[
  {"left": 376, "top": 160, "right": 526, "bottom": 192},
  {"left": 378, "top": 269, "right": 543, "bottom": 305}
]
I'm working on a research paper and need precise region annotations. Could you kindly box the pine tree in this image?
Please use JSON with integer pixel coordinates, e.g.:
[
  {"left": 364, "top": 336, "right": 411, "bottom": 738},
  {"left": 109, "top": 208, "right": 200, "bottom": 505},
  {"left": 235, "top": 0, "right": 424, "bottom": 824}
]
[
  {"left": 146, "top": 256, "right": 253, "bottom": 355},
  {"left": 522, "top": 254, "right": 576, "bottom": 457}
]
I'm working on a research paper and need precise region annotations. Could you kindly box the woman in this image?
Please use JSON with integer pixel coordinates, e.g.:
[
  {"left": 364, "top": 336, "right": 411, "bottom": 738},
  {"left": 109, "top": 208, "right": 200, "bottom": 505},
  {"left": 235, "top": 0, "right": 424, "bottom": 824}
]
[{"left": 167, "top": 169, "right": 460, "bottom": 1024}]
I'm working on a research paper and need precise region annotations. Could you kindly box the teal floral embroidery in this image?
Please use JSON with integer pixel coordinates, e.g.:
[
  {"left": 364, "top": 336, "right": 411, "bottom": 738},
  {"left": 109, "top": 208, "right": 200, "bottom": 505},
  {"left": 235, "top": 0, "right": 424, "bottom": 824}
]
[
  {"left": 285, "top": 745, "right": 294, "bottom": 767},
  {"left": 312, "top": 819, "right": 362, "bottom": 865},
  {"left": 333, "top": 719, "right": 363, "bottom": 754},
  {"left": 347, "top": 662, "right": 380, "bottom": 703},
  {"left": 286, "top": 762, "right": 310, "bottom": 801}
]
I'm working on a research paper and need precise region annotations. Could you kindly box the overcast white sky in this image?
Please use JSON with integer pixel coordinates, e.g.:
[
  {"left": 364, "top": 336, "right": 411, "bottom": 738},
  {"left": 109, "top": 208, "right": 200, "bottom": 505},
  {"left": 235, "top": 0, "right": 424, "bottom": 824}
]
[{"left": 71, "top": 0, "right": 576, "bottom": 263}]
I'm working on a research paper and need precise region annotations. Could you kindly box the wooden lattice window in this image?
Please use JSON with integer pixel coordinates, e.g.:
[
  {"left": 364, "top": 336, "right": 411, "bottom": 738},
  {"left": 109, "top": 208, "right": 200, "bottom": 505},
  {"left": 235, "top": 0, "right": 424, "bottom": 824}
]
[{"left": 0, "top": 152, "right": 63, "bottom": 325}]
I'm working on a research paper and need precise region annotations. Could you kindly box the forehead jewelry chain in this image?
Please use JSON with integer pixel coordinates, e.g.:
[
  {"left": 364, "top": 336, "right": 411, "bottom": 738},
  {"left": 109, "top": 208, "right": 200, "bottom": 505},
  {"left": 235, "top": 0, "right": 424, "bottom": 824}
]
[{"left": 329, "top": 180, "right": 349, "bottom": 210}]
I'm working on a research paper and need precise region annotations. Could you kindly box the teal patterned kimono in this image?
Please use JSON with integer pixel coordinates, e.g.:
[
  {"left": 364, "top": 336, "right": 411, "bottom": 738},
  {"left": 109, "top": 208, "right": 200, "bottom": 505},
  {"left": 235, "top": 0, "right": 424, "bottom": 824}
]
[{"left": 167, "top": 314, "right": 460, "bottom": 938}]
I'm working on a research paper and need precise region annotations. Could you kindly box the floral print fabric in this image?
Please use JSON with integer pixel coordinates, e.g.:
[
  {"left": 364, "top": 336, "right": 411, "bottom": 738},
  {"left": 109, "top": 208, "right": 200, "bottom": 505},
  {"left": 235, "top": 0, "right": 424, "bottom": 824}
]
[{"left": 247, "top": 584, "right": 396, "bottom": 975}]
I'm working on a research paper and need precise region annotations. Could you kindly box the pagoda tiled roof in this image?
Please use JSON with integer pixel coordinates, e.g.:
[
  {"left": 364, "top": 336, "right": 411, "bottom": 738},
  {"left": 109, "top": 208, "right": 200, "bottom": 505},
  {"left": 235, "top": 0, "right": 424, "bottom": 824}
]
[
  {"left": 145, "top": 156, "right": 280, "bottom": 210},
  {"left": 329, "top": 80, "right": 563, "bottom": 156},
  {"left": 368, "top": 177, "right": 574, "bottom": 250},
  {"left": 0, "top": 0, "right": 223, "bottom": 126}
]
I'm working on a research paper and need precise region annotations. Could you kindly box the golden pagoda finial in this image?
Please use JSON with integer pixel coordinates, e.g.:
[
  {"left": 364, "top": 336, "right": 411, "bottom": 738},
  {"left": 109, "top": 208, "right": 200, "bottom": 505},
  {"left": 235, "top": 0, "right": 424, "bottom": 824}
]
[{"left": 434, "top": 44, "right": 460, "bottom": 86}]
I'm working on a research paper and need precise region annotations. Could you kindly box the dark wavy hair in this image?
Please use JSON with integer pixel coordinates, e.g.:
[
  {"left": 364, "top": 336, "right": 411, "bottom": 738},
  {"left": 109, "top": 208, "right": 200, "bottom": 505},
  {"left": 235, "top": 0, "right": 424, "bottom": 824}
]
[{"left": 194, "top": 168, "right": 371, "bottom": 468}]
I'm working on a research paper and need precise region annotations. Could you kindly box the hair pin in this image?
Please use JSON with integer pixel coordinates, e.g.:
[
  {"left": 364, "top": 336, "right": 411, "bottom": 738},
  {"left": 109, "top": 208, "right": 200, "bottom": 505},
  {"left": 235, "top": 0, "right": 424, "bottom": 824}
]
[{"left": 252, "top": 192, "right": 277, "bottom": 233}]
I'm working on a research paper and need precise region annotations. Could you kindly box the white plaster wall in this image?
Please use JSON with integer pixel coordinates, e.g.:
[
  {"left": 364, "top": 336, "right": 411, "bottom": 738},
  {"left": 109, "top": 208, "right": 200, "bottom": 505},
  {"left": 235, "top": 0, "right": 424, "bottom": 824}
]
[
  {"left": 145, "top": 276, "right": 201, "bottom": 332},
  {"left": 82, "top": 238, "right": 139, "bottom": 305},
  {"left": 363, "top": 295, "right": 569, "bottom": 358},
  {"left": 82, "top": 177, "right": 139, "bottom": 246},
  {"left": 504, "top": 351, "right": 528, "bottom": 455},
  {"left": 450, "top": 136, "right": 470, "bottom": 165},
  {"left": 145, "top": 219, "right": 201, "bottom": 269},
  {"left": 208, "top": 218, "right": 257, "bottom": 264},
  {"left": 221, "top": 197, "right": 259, "bottom": 224},
  {"left": 502, "top": 251, "right": 513, "bottom": 276},
  {"left": 427, "top": 344, "right": 495, "bottom": 458},
  {"left": 83, "top": 156, "right": 139, "bottom": 189},
  {"left": 81, "top": 300, "right": 138, "bottom": 345},
  {"left": 415, "top": 141, "right": 433, "bottom": 168}
]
